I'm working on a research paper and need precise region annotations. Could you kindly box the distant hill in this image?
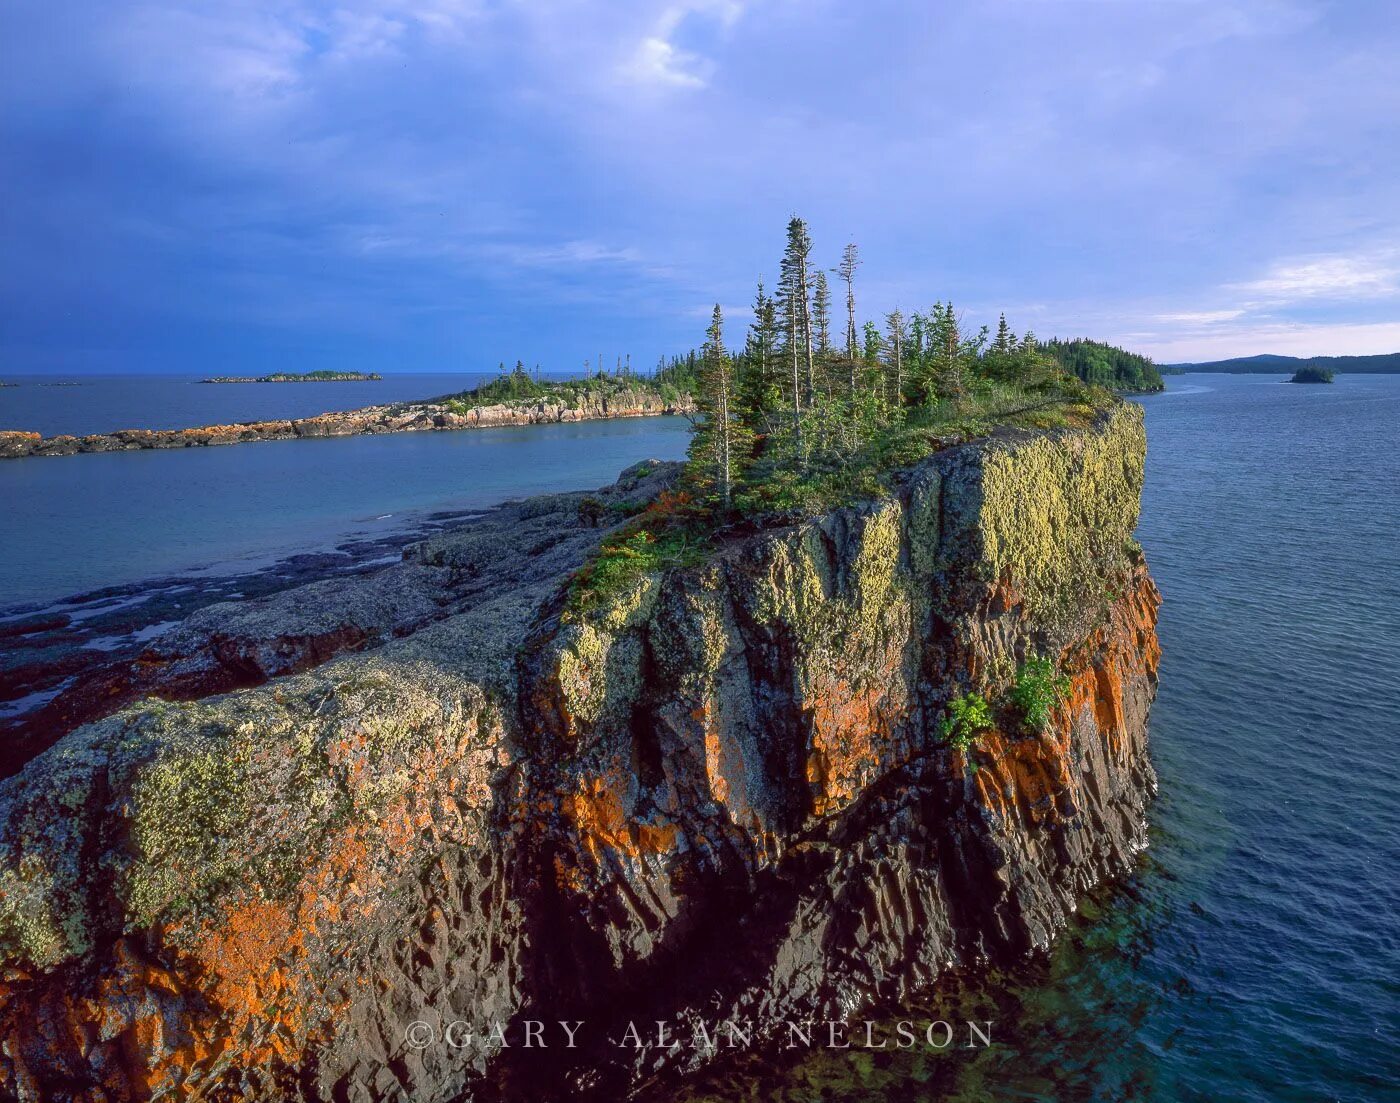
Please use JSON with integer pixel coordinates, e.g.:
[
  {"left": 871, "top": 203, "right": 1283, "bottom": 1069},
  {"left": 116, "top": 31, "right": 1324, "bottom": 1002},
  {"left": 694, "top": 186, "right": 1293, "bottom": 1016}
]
[{"left": 1165, "top": 352, "right": 1400, "bottom": 374}]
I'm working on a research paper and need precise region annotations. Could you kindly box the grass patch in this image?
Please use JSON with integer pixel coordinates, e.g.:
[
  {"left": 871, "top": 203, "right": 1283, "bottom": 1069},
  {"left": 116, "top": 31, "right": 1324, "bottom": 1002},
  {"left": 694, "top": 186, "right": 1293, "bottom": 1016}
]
[{"left": 565, "top": 491, "right": 712, "bottom": 617}]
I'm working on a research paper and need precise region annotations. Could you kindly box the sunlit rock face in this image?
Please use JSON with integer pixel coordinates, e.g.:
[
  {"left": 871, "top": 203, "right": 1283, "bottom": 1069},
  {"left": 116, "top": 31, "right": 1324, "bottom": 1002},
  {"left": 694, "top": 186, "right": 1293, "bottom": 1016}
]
[
  {"left": 0, "top": 386, "right": 694, "bottom": 459},
  {"left": 0, "top": 407, "right": 1159, "bottom": 1102}
]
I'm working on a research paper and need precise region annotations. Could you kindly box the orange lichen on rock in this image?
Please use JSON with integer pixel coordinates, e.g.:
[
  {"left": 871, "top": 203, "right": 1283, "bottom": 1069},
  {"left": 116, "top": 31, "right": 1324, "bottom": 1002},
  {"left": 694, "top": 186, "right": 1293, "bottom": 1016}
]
[
  {"left": 565, "top": 772, "right": 678, "bottom": 863},
  {"left": 972, "top": 569, "right": 1160, "bottom": 828},
  {"left": 804, "top": 664, "right": 908, "bottom": 818}
]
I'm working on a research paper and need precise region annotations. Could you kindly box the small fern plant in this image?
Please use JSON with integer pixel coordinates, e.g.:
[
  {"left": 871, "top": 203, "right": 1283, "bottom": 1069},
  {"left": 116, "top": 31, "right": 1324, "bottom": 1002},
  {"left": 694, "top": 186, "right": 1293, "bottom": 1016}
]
[
  {"left": 940, "top": 693, "right": 993, "bottom": 754},
  {"left": 1009, "top": 657, "right": 1071, "bottom": 732}
]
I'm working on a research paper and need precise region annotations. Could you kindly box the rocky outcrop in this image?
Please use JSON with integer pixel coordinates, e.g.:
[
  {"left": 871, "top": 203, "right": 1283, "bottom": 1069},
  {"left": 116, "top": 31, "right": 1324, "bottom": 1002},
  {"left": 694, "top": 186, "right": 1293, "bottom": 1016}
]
[
  {"left": 0, "top": 386, "right": 693, "bottom": 460},
  {"left": 0, "top": 467, "right": 675, "bottom": 775},
  {"left": 0, "top": 405, "right": 1159, "bottom": 1101}
]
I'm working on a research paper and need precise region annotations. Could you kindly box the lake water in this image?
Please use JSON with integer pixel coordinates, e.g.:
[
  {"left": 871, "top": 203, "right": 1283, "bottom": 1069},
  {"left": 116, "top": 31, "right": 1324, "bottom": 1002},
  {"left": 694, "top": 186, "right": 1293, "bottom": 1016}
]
[
  {"left": 2, "top": 373, "right": 1396, "bottom": 1100},
  {"left": 663, "top": 373, "right": 1400, "bottom": 1102},
  {"left": 0, "top": 409, "right": 690, "bottom": 611},
  {"left": 0, "top": 372, "right": 498, "bottom": 437}
]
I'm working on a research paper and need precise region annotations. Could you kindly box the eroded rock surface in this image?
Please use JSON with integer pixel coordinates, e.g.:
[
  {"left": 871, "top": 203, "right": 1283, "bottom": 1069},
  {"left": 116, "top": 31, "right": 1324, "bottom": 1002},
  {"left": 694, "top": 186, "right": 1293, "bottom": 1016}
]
[
  {"left": 0, "top": 407, "right": 1160, "bottom": 1102},
  {"left": 0, "top": 463, "right": 679, "bottom": 774}
]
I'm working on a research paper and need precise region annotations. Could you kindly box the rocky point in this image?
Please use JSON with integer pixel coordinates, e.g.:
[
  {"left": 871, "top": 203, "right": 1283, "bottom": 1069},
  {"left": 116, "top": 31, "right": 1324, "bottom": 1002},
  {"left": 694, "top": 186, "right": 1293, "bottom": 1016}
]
[{"left": 0, "top": 403, "right": 1159, "bottom": 1102}]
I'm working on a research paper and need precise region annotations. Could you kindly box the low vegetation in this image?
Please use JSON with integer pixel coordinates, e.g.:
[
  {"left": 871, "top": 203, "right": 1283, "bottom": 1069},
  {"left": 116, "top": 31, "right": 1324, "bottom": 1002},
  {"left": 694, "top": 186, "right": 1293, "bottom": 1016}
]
[
  {"left": 431, "top": 359, "right": 696, "bottom": 413},
  {"left": 563, "top": 217, "right": 1148, "bottom": 615},
  {"left": 940, "top": 693, "right": 994, "bottom": 753},
  {"left": 1009, "top": 656, "right": 1073, "bottom": 731}
]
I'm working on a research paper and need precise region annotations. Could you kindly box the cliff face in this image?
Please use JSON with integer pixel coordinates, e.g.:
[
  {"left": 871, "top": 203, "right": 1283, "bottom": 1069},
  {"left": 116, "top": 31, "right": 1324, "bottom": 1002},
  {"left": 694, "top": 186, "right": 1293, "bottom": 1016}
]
[
  {"left": 0, "top": 386, "right": 693, "bottom": 459},
  {"left": 0, "top": 405, "right": 1159, "bottom": 1101}
]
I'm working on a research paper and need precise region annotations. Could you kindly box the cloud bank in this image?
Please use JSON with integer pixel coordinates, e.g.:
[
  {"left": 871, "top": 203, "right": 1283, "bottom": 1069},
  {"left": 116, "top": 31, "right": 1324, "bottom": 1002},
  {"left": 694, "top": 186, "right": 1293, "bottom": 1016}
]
[{"left": 2, "top": 0, "right": 1397, "bottom": 372}]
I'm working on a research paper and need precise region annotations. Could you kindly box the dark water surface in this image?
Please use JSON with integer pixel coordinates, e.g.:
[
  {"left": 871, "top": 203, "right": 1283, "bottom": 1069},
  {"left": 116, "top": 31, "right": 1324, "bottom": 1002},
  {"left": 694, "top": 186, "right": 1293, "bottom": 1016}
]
[
  {"left": 664, "top": 374, "right": 1400, "bottom": 1102},
  {"left": 0, "top": 372, "right": 496, "bottom": 437}
]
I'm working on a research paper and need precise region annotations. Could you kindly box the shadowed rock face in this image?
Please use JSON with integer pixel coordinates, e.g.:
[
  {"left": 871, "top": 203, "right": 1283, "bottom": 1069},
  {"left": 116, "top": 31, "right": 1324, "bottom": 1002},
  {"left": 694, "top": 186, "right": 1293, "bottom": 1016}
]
[{"left": 0, "top": 407, "right": 1159, "bottom": 1102}]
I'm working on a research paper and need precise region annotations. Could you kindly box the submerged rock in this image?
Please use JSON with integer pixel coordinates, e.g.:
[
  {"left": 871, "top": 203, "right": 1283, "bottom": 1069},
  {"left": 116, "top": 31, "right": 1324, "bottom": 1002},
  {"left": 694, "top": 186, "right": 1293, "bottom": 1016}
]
[{"left": 0, "top": 409, "right": 1159, "bottom": 1101}]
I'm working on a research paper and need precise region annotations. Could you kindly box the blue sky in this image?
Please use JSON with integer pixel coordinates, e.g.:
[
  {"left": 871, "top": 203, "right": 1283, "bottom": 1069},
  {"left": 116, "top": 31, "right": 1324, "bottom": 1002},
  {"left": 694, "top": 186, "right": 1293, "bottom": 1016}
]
[{"left": 2, "top": 0, "right": 1398, "bottom": 374}]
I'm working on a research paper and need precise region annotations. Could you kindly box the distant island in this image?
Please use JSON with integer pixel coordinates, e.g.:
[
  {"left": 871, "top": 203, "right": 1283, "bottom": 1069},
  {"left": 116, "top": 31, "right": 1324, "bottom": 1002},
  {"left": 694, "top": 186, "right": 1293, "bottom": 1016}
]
[
  {"left": 1041, "top": 337, "right": 1164, "bottom": 393},
  {"left": 0, "top": 371, "right": 693, "bottom": 459},
  {"left": 200, "top": 370, "right": 383, "bottom": 383},
  {"left": 1164, "top": 351, "right": 1400, "bottom": 374},
  {"left": 1288, "top": 366, "right": 1334, "bottom": 384}
]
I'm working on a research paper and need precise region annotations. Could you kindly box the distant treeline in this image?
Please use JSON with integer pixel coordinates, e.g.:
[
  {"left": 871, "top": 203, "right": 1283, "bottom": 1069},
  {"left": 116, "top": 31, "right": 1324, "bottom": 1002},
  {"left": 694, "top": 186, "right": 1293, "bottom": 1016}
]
[
  {"left": 1165, "top": 352, "right": 1400, "bottom": 374},
  {"left": 1040, "top": 338, "right": 1164, "bottom": 393}
]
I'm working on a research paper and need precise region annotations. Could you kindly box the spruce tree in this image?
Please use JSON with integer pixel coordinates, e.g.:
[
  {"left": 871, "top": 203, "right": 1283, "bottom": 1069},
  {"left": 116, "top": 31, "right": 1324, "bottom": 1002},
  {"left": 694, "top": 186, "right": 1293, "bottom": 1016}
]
[
  {"left": 691, "top": 304, "right": 739, "bottom": 508},
  {"left": 884, "top": 308, "right": 907, "bottom": 409},
  {"left": 813, "top": 271, "right": 832, "bottom": 355},
  {"left": 994, "top": 313, "right": 1014, "bottom": 355},
  {"left": 780, "top": 218, "right": 816, "bottom": 405},
  {"left": 742, "top": 278, "right": 780, "bottom": 427},
  {"left": 837, "top": 244, "right": 861, "bottom": 361}
]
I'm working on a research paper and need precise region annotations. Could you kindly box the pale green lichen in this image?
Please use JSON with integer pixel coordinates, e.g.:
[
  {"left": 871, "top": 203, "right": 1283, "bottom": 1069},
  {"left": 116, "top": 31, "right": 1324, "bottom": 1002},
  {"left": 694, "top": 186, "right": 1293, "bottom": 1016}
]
[
  {"left": 973, "top": 404, "right": 1145, "bottom": 628},
  {"left": 123, "top": 733, "right": 255, "bottom": 927},
  {"left": 0, "top": 861, "right": 69, "bottom": 966}
]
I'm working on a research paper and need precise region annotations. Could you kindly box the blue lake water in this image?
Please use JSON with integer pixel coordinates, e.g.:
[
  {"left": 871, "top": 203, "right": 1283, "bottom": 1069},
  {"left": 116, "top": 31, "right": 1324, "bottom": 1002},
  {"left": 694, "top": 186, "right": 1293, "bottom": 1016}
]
[
  {"left": 0, "top": 372, "right": 502, "bottom": 437},
  {"left": 0, "top": 413, "right": 690, "bottom": 611},
  {"left": 2, "top": 372, "right": 1396, "bottom": 1100},
  {"left": 664, "top": 373, "right": 1400, "bottom": 1102}
]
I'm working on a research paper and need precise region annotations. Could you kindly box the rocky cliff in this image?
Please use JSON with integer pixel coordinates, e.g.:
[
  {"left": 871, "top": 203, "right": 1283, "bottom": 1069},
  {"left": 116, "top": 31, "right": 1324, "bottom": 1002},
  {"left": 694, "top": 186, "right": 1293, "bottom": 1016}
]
[
  {"left": 0, "top": 386, "right": 692, "bottom": 460},
  {"left": 0, "top": 404, "right": 1159, "bottom": 1101}
]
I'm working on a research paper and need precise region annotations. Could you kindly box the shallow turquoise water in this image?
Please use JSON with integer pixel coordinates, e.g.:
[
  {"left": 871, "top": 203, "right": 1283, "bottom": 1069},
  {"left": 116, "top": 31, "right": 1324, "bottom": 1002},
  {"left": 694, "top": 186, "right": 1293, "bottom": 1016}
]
[{"left": 662, "top": 373, "right": 1400, "bottom": 1102}]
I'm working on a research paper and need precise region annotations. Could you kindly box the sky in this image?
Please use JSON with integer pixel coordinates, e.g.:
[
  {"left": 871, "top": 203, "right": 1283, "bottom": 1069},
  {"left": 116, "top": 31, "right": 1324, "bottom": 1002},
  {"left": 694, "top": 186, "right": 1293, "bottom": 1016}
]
[{"left": 2, "top": 0, "right": 1398, "bottom": 375}]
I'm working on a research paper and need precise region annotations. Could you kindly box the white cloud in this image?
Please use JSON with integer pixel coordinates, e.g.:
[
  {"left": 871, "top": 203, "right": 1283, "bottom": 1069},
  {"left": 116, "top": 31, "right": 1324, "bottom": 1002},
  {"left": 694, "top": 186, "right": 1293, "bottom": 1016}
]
[
  {"left": 1231, "top": 255, "right": 1400, "bottom": 301},
  {"left": 1154, "top": 309, "right": 1246, "bottom": 324},
  {"left": 1116, "top": 321, "right": 1400, "bottom": 362},
  {"left": 618, "top": 1, "right": 747, "bottom": 89},
  {"left": 490, "top": 240, "right": 646, "bottom": 267},
  {"left": 624, "top": 36, "right": 710, "bottom": 87}
]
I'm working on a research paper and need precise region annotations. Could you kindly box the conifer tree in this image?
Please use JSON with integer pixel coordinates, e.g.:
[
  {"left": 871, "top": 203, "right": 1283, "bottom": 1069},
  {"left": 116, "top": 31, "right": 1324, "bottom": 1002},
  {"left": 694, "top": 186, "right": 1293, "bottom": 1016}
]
[
  {"left": 780, "top": 218, "right": 816, "bottom": 404},
  {"left": 884, "top": 308, "right": 907, "bottom": 408},
  {"left": 691, "top": 304, "right": 739, "bottom": 508},
  {"left": 994, "top": 313, "right": 1014, "bottom": 355},
  {"left": 813, "top": 271, "right": 832, "bottom": 355},
  {"left": 837, "top": 244, "right": 861, "bottom": 361},
  {"left": 784, "top": 288, "right": 803, "bottom": 456}
]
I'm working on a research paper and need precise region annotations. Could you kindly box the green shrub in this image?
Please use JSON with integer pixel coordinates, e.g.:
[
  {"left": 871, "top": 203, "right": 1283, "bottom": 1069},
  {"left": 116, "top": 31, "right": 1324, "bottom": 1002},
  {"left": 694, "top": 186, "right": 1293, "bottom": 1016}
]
[
  {"left": 565, "top": 492, "right": 711, "bottom": 616},
  {"left": 940, "top": 693, "right": 993, "bottom": 753},
  {"left": 1008, "top": 657, "right": 1071, "bottom": 731}
]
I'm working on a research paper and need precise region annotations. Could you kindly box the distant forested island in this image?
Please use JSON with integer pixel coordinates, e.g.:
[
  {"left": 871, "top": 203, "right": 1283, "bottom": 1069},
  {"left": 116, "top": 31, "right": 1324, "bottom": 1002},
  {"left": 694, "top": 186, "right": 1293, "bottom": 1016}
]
[
  {"left": 1040, "top": 338, "right": 1164, "bottom": 393},
  {"left": 200, "top": 370, "right": 382, "bottom": 383},
  {"left": 1288, "top": 366, "right": 1334, "bottom": 384},
  {"left": 1164, "top": 352, "right": 1400, "bottom": 374}
]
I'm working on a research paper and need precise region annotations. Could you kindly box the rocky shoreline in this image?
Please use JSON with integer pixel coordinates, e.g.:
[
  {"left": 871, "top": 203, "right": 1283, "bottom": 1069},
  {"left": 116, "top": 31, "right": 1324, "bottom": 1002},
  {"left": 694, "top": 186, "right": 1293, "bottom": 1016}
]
[
  {"left": 0, "top": 504, "right": 502, "bottom": 776},
  {"left": 0, "top": 406, "right": 1159, "bottom": 1102},
  {"left": 0, "top": 385, "right": 693, "bottom": 459}
]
